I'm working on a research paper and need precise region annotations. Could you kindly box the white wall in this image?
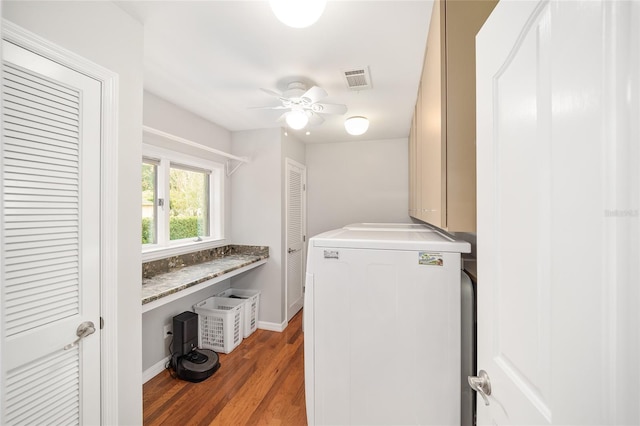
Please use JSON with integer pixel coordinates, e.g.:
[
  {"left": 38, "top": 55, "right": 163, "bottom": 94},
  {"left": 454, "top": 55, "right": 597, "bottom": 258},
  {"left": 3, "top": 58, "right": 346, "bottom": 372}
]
[
  {"left": 230, "top": 128, "right": 283, "bottom": 326},
  {"left": 2, "top": 2, "right": 144, "bottom": 423},
  {"left": 231, "top": 128, "right": 305, "bottom": 327},
  {"left": 282, "top": 130, "right": 307, "bottom": 166},
  {"left": 141, "top": 92, "right": 234, "bottom": 373},
  {"left": 305, "top": 138, "right": 411, "bottom": 238}
]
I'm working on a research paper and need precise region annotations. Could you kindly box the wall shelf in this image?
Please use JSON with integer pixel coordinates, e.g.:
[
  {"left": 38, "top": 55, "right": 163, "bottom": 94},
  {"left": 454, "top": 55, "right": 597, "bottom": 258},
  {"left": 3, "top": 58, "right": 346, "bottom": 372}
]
[{"left": 142, "top": 125, "right": 249, "bottom": 176}]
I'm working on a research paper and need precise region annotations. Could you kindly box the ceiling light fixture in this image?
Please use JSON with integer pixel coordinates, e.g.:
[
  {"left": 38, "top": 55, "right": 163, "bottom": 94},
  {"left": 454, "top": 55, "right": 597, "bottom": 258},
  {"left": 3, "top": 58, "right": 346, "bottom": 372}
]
[
  {"left": 344, "top": 116, "right": 369, "bottom": 136},
  {"left": 269, "top": 0, "right": 327, "bottom": 28},
  {"left": 286, "top": 109, "right": 309, "bottom": 130}
]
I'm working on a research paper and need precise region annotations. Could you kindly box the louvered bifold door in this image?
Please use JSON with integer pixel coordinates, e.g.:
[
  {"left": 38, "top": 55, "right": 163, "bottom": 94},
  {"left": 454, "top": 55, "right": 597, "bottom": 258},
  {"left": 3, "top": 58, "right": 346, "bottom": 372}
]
[
  {"left": 1, "top": 40, "right": 101, "bottom": 425},
  {"left": 286, "top": 160, "right": 306, "bottom": 321}
]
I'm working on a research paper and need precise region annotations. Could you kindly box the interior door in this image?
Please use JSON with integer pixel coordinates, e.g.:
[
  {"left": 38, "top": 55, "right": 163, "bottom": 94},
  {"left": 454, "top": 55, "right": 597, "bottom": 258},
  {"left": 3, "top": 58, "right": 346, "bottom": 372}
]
[
  {"left": 286, "top": 158, "right": 306, "bottom": 321},
  {"left": 1, "top": 39, "right": 102, "bottom": 424},
  {"left": 475, "top": 0, "right": 639, "bottom": 424}
]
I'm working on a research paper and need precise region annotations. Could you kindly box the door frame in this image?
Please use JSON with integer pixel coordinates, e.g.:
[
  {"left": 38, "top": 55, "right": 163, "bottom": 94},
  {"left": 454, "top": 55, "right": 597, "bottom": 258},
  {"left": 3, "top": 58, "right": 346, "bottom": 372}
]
[
  {"left": 284, "top": 157, "right": 307, "bottom": 322},
  {"left": 1, "top": 20, "right": 120, "bottom": 424}
]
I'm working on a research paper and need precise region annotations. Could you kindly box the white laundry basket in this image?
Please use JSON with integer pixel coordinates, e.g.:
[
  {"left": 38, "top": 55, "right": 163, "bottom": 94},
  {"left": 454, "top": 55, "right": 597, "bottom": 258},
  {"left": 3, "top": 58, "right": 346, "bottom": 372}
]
[
  {"left": 215, "top": 288, "right": 260, "bottom": 338},
  {"left": 193, "top": 296, "right": 244, "bottom": 354}
]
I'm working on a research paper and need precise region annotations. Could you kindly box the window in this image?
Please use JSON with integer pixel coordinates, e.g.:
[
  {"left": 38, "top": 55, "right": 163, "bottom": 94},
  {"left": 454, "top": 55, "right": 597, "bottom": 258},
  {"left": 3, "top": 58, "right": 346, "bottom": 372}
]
[
  {"left": 142, "top": 159, "right": 158, "bottom": 245},
  {"left": 142, "top": 145, "right": 224, "bottom": 253},
  {"left": 169, "top": 164, "right": 210, "bottom": 241}
]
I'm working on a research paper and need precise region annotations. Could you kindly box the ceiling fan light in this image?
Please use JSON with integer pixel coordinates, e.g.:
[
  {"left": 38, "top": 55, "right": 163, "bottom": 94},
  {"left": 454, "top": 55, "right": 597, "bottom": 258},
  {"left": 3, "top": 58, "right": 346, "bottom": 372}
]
[
  {"left": 269, "top": 0, "right": 327, "bottom": 28},
  {"left": 345, "top": 116, "right": 369, "bottom": 136},
  {"left": 286, "top": 110, "right": 309, "bottom": 130}
]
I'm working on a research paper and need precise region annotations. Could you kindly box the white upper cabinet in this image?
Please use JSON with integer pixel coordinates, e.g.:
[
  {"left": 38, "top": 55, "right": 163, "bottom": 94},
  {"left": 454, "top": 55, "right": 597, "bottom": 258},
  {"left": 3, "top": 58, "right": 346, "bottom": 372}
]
[{"left": 410, "top": 0, "right": 497, "bottom": 232}]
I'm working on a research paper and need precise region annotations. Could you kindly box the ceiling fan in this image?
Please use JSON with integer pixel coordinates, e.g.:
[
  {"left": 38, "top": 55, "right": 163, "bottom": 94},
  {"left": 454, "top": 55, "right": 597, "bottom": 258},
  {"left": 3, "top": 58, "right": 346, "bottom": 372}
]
[{"left": 253, "top": 81, "right": 347, "bottom": 129}]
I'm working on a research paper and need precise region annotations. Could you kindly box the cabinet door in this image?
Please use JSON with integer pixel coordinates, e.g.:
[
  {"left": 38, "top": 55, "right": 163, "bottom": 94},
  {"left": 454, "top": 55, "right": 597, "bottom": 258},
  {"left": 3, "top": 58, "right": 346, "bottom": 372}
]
[
  {"left": 408, "top": 112, "right": 418, "bottom": 217},
  {"left": 419, "top": 0, "right": 445, "bottom": 227},
  {"left": 444, "top": 0, "right": 497, "bottom": 232}
]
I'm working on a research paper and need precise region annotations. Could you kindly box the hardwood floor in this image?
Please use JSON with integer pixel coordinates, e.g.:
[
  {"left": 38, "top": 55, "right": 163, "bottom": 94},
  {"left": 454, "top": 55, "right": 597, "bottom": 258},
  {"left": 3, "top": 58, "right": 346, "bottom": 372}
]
[{"left": 143, "top": 310, "right": 307, "bottom": 426}]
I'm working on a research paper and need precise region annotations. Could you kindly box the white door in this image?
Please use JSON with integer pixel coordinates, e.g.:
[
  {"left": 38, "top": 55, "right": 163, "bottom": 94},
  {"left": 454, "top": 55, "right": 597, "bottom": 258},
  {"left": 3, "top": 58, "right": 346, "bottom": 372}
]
[
  {"left": 1, "top": 39, "right": 102, "bottom": 424},
  {"left": 476, "top": 0, "right": 639, "bottom": 424},
  {"left": 285, "top": 158, "right": 306, "bottom": 321}
]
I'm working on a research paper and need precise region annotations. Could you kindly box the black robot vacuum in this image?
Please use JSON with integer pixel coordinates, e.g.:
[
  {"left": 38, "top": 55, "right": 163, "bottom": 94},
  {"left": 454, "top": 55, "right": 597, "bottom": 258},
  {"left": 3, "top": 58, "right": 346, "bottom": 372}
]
[{"left": 170, "top": 311, "right": 220, "bottom": 383}]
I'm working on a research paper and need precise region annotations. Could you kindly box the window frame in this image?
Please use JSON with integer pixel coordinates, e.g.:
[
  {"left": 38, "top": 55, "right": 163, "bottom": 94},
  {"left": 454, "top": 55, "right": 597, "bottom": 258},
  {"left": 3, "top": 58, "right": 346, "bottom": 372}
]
[
  {"left": 142, "top": 144, "right": 225, "bottom": 260},
  {"left": 141, "top": 158, "right": 159, "bottom": 245}
]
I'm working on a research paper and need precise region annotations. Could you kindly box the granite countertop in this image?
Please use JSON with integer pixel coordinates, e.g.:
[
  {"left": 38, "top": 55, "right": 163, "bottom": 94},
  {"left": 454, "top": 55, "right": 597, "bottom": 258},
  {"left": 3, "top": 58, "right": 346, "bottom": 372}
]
[{"left": 142, "top": 245, "right": 268, "bottom": 305}]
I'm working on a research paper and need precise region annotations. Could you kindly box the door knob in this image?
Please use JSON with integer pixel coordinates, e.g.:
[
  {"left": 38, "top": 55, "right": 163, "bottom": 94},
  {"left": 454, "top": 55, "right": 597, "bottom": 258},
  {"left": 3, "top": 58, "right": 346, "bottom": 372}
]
[
  {"left": 64, "top": 321, "right": 96, "bottom": 350},
  {"left": 288, "top": 248, "right": 300, "bottom": 254},
  {"left": 468, "top": 370, "right": 492, "bottom": 406}
]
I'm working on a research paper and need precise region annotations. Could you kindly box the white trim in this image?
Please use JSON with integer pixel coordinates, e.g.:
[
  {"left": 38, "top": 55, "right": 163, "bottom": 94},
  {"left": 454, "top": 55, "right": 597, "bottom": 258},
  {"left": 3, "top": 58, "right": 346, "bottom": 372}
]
[
  {"left": 0, "top": 14, "right": 5, "bottom": 422},
  {"left": 258, "top": 320, "right": 289, "bottom": 333},
  {"left": 143, "top": 143, "right": 227, "bottom": 173},
  {"left": 2, "top": 19, "right": 120, "bottom": 425},
  {"left": 143, "top": 356, "right": 171, "bottom": 384},
  {"left": 99, "top": 58, "right": 120, "bottom": 426}
]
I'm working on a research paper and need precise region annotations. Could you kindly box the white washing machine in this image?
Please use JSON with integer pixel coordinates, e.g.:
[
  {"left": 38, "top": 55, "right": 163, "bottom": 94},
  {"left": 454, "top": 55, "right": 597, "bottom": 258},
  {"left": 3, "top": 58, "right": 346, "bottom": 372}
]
[{"left": 304, "top": 225, "right": 472, "bottom": 425}]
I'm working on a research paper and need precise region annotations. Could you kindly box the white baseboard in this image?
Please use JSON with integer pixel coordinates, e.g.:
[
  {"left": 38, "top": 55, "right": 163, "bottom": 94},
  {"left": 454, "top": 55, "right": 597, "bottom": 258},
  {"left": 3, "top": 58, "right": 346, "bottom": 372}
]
[
  {"left": 258, "top": 320, "right": 288, "bottom": 332},
  {"left": 143, "top": 356, "right": 170, "bottom": 384}
]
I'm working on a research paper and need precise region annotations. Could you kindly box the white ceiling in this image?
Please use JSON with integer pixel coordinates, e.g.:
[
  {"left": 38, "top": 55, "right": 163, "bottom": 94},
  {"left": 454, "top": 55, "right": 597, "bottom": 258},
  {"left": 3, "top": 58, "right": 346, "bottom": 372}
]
[{"left": 116, "top": 1, "right": 433, "bottom": 144}]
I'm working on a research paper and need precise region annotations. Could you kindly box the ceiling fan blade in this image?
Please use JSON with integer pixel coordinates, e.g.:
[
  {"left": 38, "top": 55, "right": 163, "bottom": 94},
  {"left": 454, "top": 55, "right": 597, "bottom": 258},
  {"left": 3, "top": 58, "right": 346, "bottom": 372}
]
[
  {"left": 260, "top": 88, "right": 290, "bottom": 103},
  {"left": 315, "top": 103, "right": 348, "bottom": 115},
  {"left": 301, "top": 86, "right": 328, "bottom": 104},
  {"left": 308, "top": 113, "right": 325, "bottom": 126},
  {"left": 260, "top": 88, "right": 283, "bottom": 98}
]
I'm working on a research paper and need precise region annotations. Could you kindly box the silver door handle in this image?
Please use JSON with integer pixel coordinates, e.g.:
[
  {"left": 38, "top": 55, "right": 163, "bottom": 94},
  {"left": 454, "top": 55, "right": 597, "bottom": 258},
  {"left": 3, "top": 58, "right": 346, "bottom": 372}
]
[
  {"left": 288, "top": 248, "right": 300, "bottom": 254},
  {"left": 64, "top": 321, "right": 96, "bottom": 350},
  {"left": 468, "top": 370, "right": 492, "bottom": 406}
]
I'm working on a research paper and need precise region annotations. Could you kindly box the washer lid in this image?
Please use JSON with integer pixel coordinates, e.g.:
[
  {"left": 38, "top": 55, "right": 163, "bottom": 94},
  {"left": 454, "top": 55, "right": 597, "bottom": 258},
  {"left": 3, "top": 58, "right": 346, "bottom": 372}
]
[
  {"left": 342, "top": 222, "right": 436, "bottom": 232},
  {"left": 310, "top": 228, "right": 471, "bottom": 253}
]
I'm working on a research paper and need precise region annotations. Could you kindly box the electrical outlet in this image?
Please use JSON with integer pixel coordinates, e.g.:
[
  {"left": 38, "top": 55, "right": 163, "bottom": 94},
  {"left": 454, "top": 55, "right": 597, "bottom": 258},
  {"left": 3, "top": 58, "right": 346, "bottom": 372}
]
[{"left": 163, "top": 324, "right": 171, "bottom": 339}]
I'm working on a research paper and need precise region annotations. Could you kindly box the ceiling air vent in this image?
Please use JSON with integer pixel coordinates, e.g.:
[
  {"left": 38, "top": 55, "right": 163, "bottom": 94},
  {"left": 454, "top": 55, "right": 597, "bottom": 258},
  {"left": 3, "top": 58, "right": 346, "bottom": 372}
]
[{"left": 342, "top": 67, "right": 372, "bottom": 90}]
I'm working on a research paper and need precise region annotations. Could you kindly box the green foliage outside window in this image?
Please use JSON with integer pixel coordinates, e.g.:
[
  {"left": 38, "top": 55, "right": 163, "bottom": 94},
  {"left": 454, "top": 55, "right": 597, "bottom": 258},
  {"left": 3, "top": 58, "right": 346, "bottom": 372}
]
[
  {"left": 169, "top": 216, "right": 207, "bottom": 240},
  {"left": 142, "top": 163, "right": 155, "bottom": 205},
  {"left": 142, "top": 162, "right": 156, "bottom": 245},
  {"left": 169, "top": 167, "right": 209, "bottom": 240},
  {"left": 142, "top": 217, "right": 152, "bottom": 244},
  {"left": 142, "top": 216, "right": 208, "bottom": 243}
]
